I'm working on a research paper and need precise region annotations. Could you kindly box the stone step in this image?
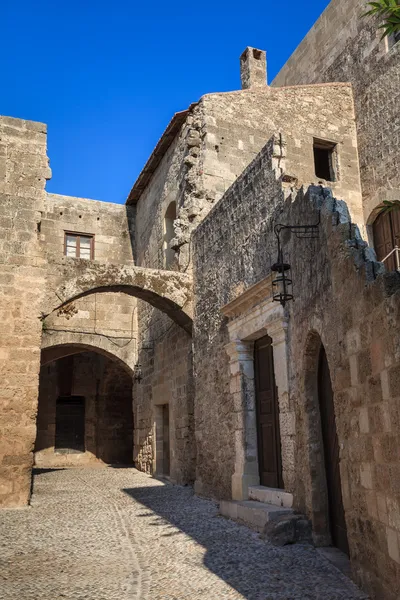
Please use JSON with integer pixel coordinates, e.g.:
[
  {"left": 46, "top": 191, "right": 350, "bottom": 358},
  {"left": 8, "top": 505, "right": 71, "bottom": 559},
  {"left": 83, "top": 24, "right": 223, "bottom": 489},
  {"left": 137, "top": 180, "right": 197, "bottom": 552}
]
[
  {"left": 248, "top": 485, "right": 293, "bottom": 508},
  {"left": 219, "top": 499, "right": 293, "bottom": 533}
]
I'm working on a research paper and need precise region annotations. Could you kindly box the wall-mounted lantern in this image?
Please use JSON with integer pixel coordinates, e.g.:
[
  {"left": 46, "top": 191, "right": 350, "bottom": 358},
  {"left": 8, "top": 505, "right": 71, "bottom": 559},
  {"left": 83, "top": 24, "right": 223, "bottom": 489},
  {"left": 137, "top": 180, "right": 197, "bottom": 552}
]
[
  {"left": 271, "top": 249, "right": 293, "bottom": 306},
  {"left": 133, "top": 363, "right": 143, "bottom": 383},
  {"left": 271, "top": 215, "right": 320, "bottom": 307}
]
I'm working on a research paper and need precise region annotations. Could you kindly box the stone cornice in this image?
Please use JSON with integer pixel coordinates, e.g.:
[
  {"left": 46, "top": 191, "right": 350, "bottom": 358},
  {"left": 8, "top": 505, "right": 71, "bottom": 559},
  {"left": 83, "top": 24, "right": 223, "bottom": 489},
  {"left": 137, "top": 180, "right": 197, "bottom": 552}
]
[{"left": 221, "top": 274, "right": 273, "bottom": 319}]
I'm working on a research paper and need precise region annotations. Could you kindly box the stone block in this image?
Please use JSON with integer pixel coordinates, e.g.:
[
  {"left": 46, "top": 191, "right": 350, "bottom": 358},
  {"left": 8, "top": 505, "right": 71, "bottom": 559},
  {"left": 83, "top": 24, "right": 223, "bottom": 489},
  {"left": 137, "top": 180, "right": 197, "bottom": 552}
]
[{"left": 248, "top": 485, "right": 293, "bottom": 508}]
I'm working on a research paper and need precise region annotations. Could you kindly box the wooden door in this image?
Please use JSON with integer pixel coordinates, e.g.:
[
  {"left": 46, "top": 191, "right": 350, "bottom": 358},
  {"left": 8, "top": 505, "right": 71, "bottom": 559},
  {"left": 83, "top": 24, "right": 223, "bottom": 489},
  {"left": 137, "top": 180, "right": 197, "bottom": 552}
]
[
  {"left": 373, "top": 211, "right": 400, "bottom": 272},
  {"left": 55, "top": 396, "right": 85, "bottom": 453},
  {"left": 254, "top": 336, "right": 283, "bottom": 489},
  {"left": 318, "top": 347, "right": 349, "bottom": 555}
]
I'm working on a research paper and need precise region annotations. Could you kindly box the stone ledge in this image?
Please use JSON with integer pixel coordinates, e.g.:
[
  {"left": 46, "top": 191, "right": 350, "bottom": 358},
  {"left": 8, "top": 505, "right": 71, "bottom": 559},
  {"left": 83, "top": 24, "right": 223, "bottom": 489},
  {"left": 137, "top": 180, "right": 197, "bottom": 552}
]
[
  {"left": 219, "top": 499, "right": 292, "bottom": 532},
  {"left": 248, "top": 485, "right": 293, "bottom": 508}
]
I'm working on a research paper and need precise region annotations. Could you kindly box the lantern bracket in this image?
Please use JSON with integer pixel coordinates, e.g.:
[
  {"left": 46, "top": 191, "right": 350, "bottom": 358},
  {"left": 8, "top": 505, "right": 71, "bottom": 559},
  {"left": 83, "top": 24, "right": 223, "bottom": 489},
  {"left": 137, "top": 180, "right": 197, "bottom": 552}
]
[{"left": 271, "top": 213, "right": 320, "bottom": 306}]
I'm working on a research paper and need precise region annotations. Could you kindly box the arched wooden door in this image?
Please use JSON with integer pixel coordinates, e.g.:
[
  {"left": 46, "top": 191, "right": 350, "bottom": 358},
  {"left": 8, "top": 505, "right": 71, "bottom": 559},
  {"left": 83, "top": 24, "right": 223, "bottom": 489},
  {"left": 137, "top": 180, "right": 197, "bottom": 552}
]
[
  {"left": 254, "top": 335, "right": 283, "bottom": 489},
  {"left": 318, "top": 346, "right": 349, "bottom": 555},
  {"left": 373, "top": 210, "right": 400, "bottom": 271}
]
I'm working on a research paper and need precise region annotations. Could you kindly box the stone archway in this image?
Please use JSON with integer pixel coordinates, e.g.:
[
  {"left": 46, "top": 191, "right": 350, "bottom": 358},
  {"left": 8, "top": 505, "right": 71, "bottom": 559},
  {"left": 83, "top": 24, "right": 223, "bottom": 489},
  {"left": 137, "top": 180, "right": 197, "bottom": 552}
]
[
  {"left": 45, "top": 263, "right": 193, "bottom": 334},
  {"left": 35, "top": 342, "right": 134, "bottom": 468},
  {"left": 41, "top": 331, "right": 136, "bottom": 375},
  {"left": 302, "top": 330, "right": 331, "bottom": 546}
]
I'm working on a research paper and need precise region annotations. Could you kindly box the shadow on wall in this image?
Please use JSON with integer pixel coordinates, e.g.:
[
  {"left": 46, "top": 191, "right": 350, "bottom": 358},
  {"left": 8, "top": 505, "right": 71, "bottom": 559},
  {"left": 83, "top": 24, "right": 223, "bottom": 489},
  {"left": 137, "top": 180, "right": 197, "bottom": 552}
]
[{"left": 121, "top": 484, "right": 358, "bottom": 600}]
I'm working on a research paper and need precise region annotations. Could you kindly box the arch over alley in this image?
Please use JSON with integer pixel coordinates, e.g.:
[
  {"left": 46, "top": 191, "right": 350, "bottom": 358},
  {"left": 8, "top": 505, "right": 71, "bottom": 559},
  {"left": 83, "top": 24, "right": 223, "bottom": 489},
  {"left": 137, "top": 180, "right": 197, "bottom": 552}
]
[{"left": 46, "top": 263, "right": 193, "bottom": 334}]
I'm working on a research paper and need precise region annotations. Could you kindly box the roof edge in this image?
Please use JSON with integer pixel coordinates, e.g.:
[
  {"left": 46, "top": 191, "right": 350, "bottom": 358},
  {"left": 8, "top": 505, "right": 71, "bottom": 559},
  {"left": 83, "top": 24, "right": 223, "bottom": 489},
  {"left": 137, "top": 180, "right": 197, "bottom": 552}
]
[{"left": 126, "top": 102, "right": 198, "bottom": 205}]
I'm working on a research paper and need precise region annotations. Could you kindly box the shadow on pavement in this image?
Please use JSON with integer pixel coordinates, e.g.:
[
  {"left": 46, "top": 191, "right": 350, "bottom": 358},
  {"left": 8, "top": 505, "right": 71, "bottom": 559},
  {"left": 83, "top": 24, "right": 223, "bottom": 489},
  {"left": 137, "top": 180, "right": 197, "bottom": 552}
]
[{"left": 122, "top": 483, "right": 364, "bottom": 600}]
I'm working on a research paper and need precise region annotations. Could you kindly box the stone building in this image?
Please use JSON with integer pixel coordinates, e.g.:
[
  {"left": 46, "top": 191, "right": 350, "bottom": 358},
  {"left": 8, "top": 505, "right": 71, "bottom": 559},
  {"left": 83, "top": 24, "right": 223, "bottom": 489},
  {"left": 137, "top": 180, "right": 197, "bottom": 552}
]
[{"left": 0, "top": 0, "right": 399, "bottom": 599}]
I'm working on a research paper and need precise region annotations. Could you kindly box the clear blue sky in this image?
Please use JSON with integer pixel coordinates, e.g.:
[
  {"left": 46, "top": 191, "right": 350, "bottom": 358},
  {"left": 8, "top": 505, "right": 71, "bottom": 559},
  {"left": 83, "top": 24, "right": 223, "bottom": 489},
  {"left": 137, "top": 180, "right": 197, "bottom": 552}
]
[{"left": 2, "top": 0, "right": 330, "bottom": 204}]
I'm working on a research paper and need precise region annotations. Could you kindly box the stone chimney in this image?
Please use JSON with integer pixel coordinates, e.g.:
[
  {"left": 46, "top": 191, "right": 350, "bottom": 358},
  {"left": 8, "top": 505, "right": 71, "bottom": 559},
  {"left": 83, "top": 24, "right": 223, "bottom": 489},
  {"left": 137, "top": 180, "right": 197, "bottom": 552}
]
[{"left": 240, "top": 47, "right": 267, "bottom": 89}]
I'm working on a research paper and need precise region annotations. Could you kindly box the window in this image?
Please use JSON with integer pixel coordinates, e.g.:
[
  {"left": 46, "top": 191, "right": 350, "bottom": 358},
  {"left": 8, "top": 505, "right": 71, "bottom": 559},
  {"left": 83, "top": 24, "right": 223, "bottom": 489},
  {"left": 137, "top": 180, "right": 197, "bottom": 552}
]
[
  {"left": 373, "top": 209, "right": 400, "bottom": 271},
  {"left": 313, "top": 139, "right": 337, "bottom": 182},
  {"left": 64, "top": 232, "right": 94, "bottom": 259},
  {"left": 163, "top": 201, "right": 176, "bottom": 268}
]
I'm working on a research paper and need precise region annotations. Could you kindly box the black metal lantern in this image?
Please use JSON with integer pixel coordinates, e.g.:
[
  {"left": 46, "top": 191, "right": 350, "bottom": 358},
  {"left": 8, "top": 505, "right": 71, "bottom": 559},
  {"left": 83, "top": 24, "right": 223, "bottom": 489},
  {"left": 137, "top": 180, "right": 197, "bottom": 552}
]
[
  {"left": 271, "top": 214, "right": 320, "bottom": 307},
  {"left": 133, "top": 363, "right": 143, "bottom": 383},
  {"left": 271, "top": 249, "right": 293, "bottom": 306}
]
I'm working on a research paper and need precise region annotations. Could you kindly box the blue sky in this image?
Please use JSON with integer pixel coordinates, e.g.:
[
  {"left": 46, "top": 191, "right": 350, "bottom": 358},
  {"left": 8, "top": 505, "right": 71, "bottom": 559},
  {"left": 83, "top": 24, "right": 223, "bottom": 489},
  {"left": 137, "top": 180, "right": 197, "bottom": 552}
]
[{"left": 1, "top": 0, "right": 330, "bottom": 204}]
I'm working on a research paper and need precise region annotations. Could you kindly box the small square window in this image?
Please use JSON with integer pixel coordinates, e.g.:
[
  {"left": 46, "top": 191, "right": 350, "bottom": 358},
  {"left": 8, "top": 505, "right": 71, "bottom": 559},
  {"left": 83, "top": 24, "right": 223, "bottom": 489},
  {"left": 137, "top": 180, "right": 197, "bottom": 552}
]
[
  {"left": 313, "top": 139, "right": 337, "bottom": 182},
  {"left": 64, "top": 232, "right": 94, "bottom": 259}
]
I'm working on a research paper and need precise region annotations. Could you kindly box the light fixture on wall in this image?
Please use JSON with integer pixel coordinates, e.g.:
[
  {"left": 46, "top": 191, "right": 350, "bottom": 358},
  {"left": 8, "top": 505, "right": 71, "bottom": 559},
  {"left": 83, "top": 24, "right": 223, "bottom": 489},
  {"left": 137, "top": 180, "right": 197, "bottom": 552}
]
[
  {"left": 271, "top": 215, "right": 320, "bottom": 307},
  {"left": 133, "top": 363, "right": 143, "bottom": 383},
  {"left": 271, "top": 249, "right": 293, "bottom": 306}
]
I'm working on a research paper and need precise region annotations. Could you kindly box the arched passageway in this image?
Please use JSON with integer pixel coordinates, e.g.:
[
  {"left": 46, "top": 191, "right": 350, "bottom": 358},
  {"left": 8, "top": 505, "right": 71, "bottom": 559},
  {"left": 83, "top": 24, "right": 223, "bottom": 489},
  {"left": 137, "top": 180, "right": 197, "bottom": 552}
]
[
  {"left": 45, "top": 263, "right": 193, "bottom": 334},
  {"left": 35, "top": 346, "right": 134, "bottom": 467},
  {"left": 303, "top": 331, "right": 349, "bottom": 553}
]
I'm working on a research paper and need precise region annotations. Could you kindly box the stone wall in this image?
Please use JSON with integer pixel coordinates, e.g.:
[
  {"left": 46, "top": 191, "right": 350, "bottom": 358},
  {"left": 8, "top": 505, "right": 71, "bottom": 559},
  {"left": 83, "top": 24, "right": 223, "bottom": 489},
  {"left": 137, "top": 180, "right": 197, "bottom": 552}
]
[
  {"left": 41, "top": 192, "right": 138, "bottom": 364},
  {"left": 192, "top": 136, "right": 288, "bottom": 499},
  {"left": 35, "top": 351, "right": 133, "bottom": 467},
  {"left": 131, "top": 71, "right": 362, "bottom": 489},
  {"left": 0, "top": 116, "right": 50, "bottom": 507},
  {"left": 192, "top": 131, "right": 400, "bottom": 599},
  {"left": 133, "top": 78, "right": 362, "bottom": 274},
  {"left": 272, "top": 0, "right": 400, "bottom": 222}
]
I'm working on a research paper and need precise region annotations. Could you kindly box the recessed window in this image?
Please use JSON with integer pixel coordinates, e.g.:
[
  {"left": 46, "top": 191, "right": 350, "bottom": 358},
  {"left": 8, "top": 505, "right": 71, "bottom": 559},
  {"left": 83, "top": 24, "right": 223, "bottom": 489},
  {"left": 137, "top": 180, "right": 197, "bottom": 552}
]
[
  {"left": 64, "top": 232, "right": 94, "bottom": 259},
  {"left": 313, "top": 139, "right": 337, "bottom": 182},
  {"left": 163, "top": 201, "right": 176, "bottom": 268}
]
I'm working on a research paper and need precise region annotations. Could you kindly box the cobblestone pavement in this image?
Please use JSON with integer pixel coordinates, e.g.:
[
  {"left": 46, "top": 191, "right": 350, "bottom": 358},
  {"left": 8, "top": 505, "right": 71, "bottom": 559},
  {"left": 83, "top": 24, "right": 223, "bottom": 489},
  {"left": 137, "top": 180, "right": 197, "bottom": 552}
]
[{"left": 0, "top": 468, "right": 368, "bottom": 600}]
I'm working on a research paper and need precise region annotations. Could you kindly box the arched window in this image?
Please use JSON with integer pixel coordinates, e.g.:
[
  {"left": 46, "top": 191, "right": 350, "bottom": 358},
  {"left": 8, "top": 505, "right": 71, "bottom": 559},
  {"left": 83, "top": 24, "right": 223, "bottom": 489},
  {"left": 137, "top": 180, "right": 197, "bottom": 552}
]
[
  {"left": 163, "top": 201, "right": 176, "bottom": 268},
  {"left": 373, "top": 209, "right": 400, "bottom": 271}
]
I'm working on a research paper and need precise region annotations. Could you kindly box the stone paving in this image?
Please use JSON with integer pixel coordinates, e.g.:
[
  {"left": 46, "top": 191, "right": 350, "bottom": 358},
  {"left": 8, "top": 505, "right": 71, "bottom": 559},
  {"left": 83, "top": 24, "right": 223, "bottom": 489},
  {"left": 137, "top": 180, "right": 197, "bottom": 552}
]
[{"left": 0, "top": 467, "right": 368, "bottom": 600}]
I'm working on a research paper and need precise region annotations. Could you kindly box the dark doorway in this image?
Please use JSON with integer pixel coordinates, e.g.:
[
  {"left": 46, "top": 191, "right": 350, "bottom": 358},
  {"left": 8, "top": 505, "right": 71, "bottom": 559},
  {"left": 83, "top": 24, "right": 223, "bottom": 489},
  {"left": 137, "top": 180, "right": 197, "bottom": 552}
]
[
  {"left": 318, "top": 346, "right": 349, "bottom": 555},
  {"left": 254, "top": 335, "right": 283, "bottom": 488},
  {"left": 55, "top": 396, "right": 85, "bottom": 453},
  {"left": 163, "top": 405, "right": 170, "bottom": 476}
]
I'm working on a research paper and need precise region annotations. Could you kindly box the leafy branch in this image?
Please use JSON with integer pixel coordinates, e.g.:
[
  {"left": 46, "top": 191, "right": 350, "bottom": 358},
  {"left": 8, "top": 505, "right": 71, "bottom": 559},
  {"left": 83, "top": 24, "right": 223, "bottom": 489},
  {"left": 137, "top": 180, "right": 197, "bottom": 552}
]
[
  {"left": 363, "top": 0, "right": 400, "bottom": 39},
  {"left": 378, "top": 200, "right": 400, "bottom": 215}
]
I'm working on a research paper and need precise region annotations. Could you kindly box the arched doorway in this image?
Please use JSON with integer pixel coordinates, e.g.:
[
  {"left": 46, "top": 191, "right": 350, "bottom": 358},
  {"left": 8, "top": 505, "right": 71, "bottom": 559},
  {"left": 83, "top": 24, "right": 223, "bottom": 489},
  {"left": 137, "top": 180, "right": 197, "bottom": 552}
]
[
  {"left": 318, "top": 345, "right": 349, "bottom": 555},
  {"left": 372, "top": 209, "right": 400, "bottom": 271},
  {"left": 35, "top": 348, "right": 134, "bottom": 467}
]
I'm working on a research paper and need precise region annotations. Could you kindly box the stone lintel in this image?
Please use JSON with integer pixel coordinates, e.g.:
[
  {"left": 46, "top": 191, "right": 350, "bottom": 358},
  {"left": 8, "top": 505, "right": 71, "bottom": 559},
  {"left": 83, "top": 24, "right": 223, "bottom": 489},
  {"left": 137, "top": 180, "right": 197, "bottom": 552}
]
[{"left": 221, "top": 274, "right": 273, "bottom": 319}]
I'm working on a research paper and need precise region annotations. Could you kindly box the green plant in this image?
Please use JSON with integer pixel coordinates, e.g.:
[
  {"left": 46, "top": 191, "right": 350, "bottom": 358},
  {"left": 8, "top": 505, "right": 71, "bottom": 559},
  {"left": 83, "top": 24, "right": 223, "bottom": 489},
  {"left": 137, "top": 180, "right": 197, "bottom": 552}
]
[
  {"left": 363, "top": 0, "right": 400, "bottom": 39},
  {"left": 378, "top": 200, "right": 400, "bottom": 214}
]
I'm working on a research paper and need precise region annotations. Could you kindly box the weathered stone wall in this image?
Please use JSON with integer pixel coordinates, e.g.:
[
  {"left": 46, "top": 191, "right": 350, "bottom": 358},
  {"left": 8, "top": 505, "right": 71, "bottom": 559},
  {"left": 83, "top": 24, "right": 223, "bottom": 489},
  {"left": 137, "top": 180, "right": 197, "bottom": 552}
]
[
  {"left": 132, "top": 73, "right": 361, "bottom": 488},
  {"left": 134, "top": 79, "right": 362, "bottom": 274},
  {"left": 199, "top": 83, "right": 362, "bottom": 227},
  {"left": 272, "top": 0, "right": 400, "bottom": 222},
  {"left": 35, "top": 351, "right": 133, "bottom": 467},
  {"left": 41, "top": 192, "right": 138, "bottom": 365},
  {"left": 0, "top": 116, "right": 50, "bottom": 507},
  {"left": 134, "top": 323, "right": 194, "bottom": 484},
  {"left": 192, "top": 132, "right": 400, "bottom": 599},
  {"left": 43, "top": 193, "right": 135, "bottom": 265},
  {"left": 192, "top": 137, "right": 288, "bottom": 499}
]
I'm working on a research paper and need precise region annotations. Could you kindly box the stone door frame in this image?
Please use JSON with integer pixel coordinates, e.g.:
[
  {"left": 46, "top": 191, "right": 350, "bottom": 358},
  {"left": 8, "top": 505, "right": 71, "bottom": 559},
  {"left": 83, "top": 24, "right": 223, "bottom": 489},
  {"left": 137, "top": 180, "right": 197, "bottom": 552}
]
[{"left": 222, "top": 276, "right": 294, "bottom": 501}]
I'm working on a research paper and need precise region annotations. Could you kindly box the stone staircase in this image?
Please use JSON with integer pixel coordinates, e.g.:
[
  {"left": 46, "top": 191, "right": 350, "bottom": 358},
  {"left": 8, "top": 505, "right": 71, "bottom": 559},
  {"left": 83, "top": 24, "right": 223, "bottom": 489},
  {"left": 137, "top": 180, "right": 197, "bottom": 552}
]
[{"left": 220, "top": 485, "right": 312, "bottom": 545}]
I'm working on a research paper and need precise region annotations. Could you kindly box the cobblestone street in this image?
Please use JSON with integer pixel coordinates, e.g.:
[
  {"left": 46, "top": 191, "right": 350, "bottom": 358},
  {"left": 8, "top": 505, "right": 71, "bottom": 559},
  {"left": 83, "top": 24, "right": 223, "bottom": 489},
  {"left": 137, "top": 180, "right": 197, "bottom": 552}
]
[{"left": 0, "top": 468, "right": 368, "bottom": 600}]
